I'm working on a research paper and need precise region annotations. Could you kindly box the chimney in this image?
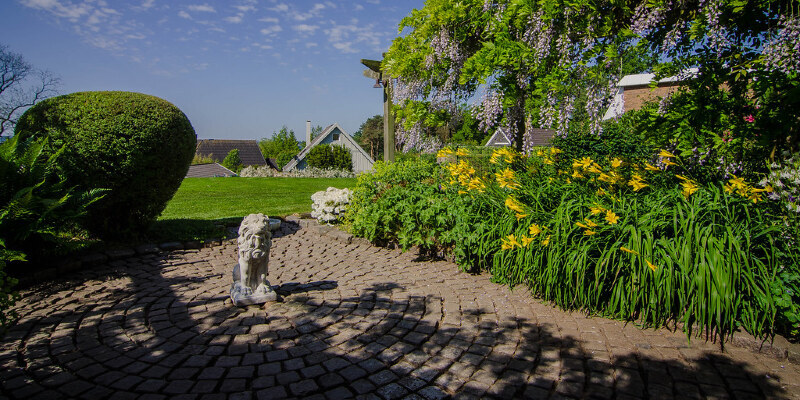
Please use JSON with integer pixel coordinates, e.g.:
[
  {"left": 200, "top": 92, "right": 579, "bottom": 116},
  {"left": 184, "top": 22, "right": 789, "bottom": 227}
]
[{"left": 306, "top": 120, "right": 311, "bottom": 146}]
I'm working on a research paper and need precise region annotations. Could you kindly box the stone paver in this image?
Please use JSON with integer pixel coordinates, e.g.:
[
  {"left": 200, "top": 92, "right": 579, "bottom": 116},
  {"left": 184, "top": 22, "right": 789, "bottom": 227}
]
[{"left": 2, "top": 220, "right": 800, "bottom": 399}]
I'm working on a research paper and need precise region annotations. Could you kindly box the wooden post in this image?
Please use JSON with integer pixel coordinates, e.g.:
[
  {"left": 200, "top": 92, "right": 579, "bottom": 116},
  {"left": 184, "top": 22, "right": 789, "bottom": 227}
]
[
  {"left": 383, "top": 77, "right": 395, "bottom": 163},
  {"left": 361, "top": 58, "right": 395, "bottom": 163}
]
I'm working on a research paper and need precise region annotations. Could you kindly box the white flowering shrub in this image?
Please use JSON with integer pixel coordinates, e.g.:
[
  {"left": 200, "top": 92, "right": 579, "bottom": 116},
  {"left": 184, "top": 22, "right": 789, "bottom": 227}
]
[
  {"left": 761, "top": 151, "right": 800, "bottom": 214},
  {"left": 310, "top": 187, "right": 352, "bottom": 224},
  {"left": 240, "top": 166, "right": 357, "bottom": 178}
]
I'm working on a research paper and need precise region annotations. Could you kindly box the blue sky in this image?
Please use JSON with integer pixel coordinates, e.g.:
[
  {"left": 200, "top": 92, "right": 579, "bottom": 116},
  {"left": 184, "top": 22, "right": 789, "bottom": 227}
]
[{"left": 0, "top": 0, "right": 424, "bottom": 141}]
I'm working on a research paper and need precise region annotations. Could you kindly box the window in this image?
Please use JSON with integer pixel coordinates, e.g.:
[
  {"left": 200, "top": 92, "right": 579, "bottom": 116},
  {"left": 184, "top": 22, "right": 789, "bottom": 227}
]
[{"left": 333, "top": 133, "right": 340, "bottom": 141}]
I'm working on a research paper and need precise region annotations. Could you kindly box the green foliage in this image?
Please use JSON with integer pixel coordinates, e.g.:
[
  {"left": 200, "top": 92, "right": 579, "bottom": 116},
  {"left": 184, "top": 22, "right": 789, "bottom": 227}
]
[
  {"left": 14, "top": 91, "right": 196, "bottom": 239},
  {"left": 259, "top": 126, "right": 302, "bottom": 162},
  {"left": 551, "top": 118, "right": 655, "bottom": 173},
  {"left": 385, "top": 0, "right": 799, "bottom": 152},
  {"left": 276, "top": 149, "right": 296, "bottom": 170},
  {"left": 306, "top": 144, "right": 353, "bottom": 171},
  {"left": 191, "top": 154, "right": 215, "bottom": 165},
  {"left": 348, "top": 143, "right": 800, "bottom": 340},
  {"left": 0, "top": 134, "right": 105, "bottom": 328},
  {"left": 348, "top": 160, "right": 452, "bottom": 255},
  {"left": 221, "top": 149, "right": 242, "bottom": 173}
]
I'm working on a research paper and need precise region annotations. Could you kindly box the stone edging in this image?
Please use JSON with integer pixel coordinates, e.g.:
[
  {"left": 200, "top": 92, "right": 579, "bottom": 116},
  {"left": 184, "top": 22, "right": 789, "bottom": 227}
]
[{"left": 12, "top": 216, "right": 800, "bottom": 366}]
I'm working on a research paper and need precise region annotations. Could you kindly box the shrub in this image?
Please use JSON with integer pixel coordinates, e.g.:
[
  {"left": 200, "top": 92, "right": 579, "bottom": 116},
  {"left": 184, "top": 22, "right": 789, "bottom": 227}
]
[
  {"left": 307, "top": 144, "right": 352, "bottom": 171},
  {"left": 240, "top": 165, "right": 357, "bottom": 178},
  {"left": 14, "top": 91, "right": 196, "bottom": 238},
  {"left": 221, "top": 149, "right": 242, "bottom": 173},
  {"left": 192, "top": 154, "right": 214, "bottom": 165},
  {"left": 311, "top": 187, "right": 352, "bottom": 224}
]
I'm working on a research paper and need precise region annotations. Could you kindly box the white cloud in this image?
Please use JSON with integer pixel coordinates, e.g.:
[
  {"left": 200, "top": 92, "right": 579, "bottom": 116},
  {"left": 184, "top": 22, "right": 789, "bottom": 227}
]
[
  {"left": 187, "top": 4, "right": 216, "bottom": 13},
  {"left": 260, "top": 25, "right": 282, "bottom": 35},
  {"left": 305, "top": 42, "right": 318, "bottom": 48},
  {"left": 271, "top": 3, "right": 289, "bottom": 12},
  {"left": 325, "top": 19, "right": 385, "bottom": 54},
  {"left": 178, "top": 10, "right": 192, "bottom": 19},
  {"left": 354, "top": 4, "right": 364, "bottom": 11},
  {"left": 20, "top": 0, "right": 91, "bottom": 21},
  {"left": 293, "top": 24, "right": 318, "bottom": 34},
  {"left": 258, "top": 17, "right": 279, "bottom": 24},
  {"left": 225, "top": 15, "right": 243, "bottom": 23},
  {"left": 140, "top": 0, "right": 155, "bottom": 10}
]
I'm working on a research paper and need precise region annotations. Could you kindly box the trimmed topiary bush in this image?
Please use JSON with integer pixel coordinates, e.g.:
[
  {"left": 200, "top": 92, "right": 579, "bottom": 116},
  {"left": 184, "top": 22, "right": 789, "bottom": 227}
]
[
  {"left": 14, "top": 91, "right": 196, "bottom": 238},
  {"left": 307, "top": 144, "right": 352, "bottom": 171}
]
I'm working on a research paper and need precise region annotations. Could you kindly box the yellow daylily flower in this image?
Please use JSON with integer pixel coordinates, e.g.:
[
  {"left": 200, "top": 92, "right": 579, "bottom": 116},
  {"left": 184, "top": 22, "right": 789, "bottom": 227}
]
[
  {"left": 529, "top": 224, "right": 542, "bottom": 237},
  {"left": 505, "top": 197, "right": 525, "bottom": 214},
  {"left": 541, "top": 235, "right": 550, "bottom": 247},
  {"left": 571, "top": 170, "right": 584, "bottom": 179},
  {"left": 575, "top": 222, "right": 589, "bottom": 229},
  {"left": 723, "top": 183, "right": 734, "bottom": 194},
  {"left": 662, "top": 159, "right": 677, "bottom": 166},
  {"left": 583, "top": 218, "right": 598, "bottom": 228},
  {"left": 619, "top": 246, "right": 639, "bottom": 255},
  {"left": 437, "top": 148, "right": 454, "bottom": 158},
  {"left": 455, "top": 148, "right": 470, "bottom": 157},
  {"left": 458, "top": 190, "right": 468, "bottom": 194},
  {"left": 589, "top": 205, "right": 605, "bottom": 215},
  {"left": 681, "top": 181, "right": 699, "bottom": 198},
  {"left": 646, "top": 259, "right": 658, "bottom": 271},
  {"left": 610, "top": 158, "right": 623, "bottom": 169},
  {"left": 629, "top": 180, "right": 648, "bottom": 191},
  {"left": 584, "top": 229, "right": 596, "bottom": 236},
  {"left": 645, "top": 163, "right": 660, "bottom": 171},
  {"left": 501, "top": 234, "right": 522, "bottom": 250},
  {"left": 542, "top": 157, "right": 554, "bottom": 165},
  {"left": 658, "top": 149, "right": 676, "bottom": 158},
  {"left": 467, "top": 177, "right": 486, "bottom": 192},
  {"left": 536, "top": 149, "right": 545, "bottom": 157},
  {"left": 605, "top": 210, "right": 620, "bottom": 225},
  {"left": 520, "top": 235, "right": 535, "bottom": 247},
  {"left": 586, "top": 164, "right": 602, "bottom": 174},
  {"left": 573, "top": 157, "right": 594, "bottom": 169},
  {"left": 728, "top": 175, "right": 748, "bottom": 190},
  {"left": 496, "top": 168, "right": 521, "bottom": 190},
  {"left": 550, "top": 147, "right": 563, "bottom": 155}
]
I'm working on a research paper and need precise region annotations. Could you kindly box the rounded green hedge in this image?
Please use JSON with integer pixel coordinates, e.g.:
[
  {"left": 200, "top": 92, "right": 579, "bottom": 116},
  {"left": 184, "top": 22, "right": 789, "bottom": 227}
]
[
  {"left": 307, "top": 144, "right": 352, "bottom": 171},
  {"left": 14, "top": 91, "right": 196, "bottom": 238}
]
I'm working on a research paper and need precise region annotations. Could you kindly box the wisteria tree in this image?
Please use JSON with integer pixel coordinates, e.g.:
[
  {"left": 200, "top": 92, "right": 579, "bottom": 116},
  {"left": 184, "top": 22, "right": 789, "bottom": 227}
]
[{"left": 384, "top": 0, "right": 799, "bottom": 154}]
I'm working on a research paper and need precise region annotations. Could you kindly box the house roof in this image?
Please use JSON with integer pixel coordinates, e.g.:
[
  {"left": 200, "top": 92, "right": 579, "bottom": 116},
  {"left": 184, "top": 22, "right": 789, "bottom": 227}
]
[
  {"left": 195, "top": 139, "right": 266, "bottom": 166},
  {"left": 283, "top": 123, "right": 374, "bottom": 171},
  {"left": 616, "top": 68, "right": 698, "bottom": 87},
  {"left": 185, "top": 163, "right": 236, "bottom": 178},
  {"left": 485, "top": 128, "right": 554, "bottom": 147}
]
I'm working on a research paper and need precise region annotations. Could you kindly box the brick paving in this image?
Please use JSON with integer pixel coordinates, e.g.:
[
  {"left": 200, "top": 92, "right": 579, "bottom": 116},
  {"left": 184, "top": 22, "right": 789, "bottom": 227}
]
[{"left": 2, "top": 220, "right": 799, "bottom": 399}]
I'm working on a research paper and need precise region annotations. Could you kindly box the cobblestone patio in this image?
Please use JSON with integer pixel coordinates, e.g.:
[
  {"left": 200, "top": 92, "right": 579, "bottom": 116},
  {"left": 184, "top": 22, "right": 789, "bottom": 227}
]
[{"left": 1, "top": 221, "right": 799, "bottom": 399}]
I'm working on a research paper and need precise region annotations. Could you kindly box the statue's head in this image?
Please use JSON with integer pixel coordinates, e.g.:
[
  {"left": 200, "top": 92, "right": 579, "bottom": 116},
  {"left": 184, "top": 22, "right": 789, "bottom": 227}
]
[{"left": 237, "top": 213, "right": 271, "bottom": 262}]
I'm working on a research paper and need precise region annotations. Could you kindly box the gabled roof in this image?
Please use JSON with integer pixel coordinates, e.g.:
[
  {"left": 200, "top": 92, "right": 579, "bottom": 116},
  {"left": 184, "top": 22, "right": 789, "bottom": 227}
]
[
  {"left": 283, "top": 123, "right": 374, "bottom": 171},
  {"left": 195, "top": 139, "right": 266, "bottom": 166},
  {"left": 485, "top": 128, "right": 554, "bottom": 147},
  {"left": 485, "top": 129, "right": 513, "bottom": 147},
  {"left": 185, "top": 163, "right": 236, "bottom": 178}
]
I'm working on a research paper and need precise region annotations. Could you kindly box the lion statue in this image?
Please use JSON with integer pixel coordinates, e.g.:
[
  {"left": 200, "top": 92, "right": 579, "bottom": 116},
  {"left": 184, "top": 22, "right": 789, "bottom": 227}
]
[{"left": 231, "top": 213, "right": 276, "bottom": 306}]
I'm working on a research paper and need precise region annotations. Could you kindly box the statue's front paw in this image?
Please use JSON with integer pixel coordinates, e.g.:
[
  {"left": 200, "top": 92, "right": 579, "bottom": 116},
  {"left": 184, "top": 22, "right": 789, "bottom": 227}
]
[{"left": 240, "top": 286, "right": 253, "bottom": 296}]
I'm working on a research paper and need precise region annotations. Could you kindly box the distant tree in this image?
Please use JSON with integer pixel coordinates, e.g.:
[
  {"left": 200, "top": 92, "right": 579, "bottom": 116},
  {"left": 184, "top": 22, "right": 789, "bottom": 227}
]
[
  {"left": 259, "top": 126, "right": 302, "bottom": 168},
  {"left": 0, "top": 44, "right": 59, "bottom": 136},
  {"left": 221, "top": 149, "right": 242, "bottom": 173},
  {"left": 353, "top": 115, "right": 383, "bottom": 160},
  {"left": 311, "top": 125, "right": 324, "bottom": 141}
]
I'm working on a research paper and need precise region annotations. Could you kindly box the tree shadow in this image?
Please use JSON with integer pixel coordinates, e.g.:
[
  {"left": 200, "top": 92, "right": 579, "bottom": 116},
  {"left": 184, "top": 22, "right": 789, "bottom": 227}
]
[{"left": 0, "top": 226, "right": 794, "bottom": 399}]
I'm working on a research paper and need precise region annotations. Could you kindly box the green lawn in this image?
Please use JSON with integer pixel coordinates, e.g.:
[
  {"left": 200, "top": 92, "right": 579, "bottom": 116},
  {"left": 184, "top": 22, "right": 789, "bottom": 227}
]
[
  {"left": 148, "top": 177, "right": 357, "bottom": 242},
  {"left": 159, "top": 177, "right": 358, "bottom": 220}
]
